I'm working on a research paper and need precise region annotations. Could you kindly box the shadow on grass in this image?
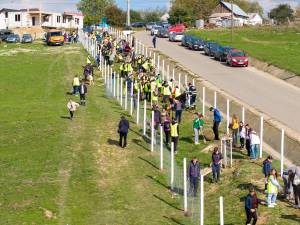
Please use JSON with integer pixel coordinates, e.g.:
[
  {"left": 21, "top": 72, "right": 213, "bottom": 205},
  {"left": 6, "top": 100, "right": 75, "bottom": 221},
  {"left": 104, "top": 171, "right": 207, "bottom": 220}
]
[
  {"left": 65, "top": 91, "right": 73, "bottom": 95},
  {"left": 146, "top": 175, "right": 169, "bottom": 190},
  {"left": 180, "top": 136, "right": 194, "bottom": 144},
  {"left": 237, "top": 182, "right": 265, "bottom": 197},
  {"left": 132, "top": 138, "right": 149, "bottom": 152},
  {"left": 281, "top": 214, "right": 300, "bottom": 222},
  {"left": 163, "top": 216, "right": 185, "bottom": 225},
  {"left": 107, "top": 138, "right": 119, "bottom": 146},
  {"left": 60, "top": 116, "right": 71, "bottom": 120},
  {"left": 139, "top": 156, "right": 159, "bottom": 170},
  {"left": 153, "top": 194, "right": 182, "bottom": 211}
]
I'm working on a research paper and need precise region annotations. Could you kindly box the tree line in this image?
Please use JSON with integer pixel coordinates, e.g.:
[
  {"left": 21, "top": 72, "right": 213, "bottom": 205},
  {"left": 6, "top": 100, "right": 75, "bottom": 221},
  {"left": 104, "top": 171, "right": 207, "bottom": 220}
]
[
  {"left": 77, "top": 0, "right": 165, "bottom": 26},
  {"left": 77, "top": 0, "right": 300, "bottom": 26}
]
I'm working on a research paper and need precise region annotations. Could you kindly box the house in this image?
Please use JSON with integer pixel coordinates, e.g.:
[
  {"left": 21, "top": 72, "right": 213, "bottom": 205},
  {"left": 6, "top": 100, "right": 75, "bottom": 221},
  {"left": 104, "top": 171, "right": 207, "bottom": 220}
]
[
  {"left": 0, "top": 8, "right": 84, "bottom": 30},
  {"left": 209, "top": 1, "right": 248, "bottom": 27},
  {"left": 245, "top": 13, "right": 263, "bottom": 25}
]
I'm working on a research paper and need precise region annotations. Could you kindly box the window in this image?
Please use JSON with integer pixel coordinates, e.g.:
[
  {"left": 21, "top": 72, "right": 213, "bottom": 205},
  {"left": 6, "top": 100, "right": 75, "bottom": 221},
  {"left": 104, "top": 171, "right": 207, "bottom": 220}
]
[
  {"left": 43, "top": 16, "right": 49, "bottom": 22},
  {"left": 63, "top": 16, "right": 66, "bottom": 23},
  {"left": 57, "top": 16, "right": 61, "bottom": 23},
  {"left": 15, "top": 14, "right": 21, "bottom": 22},
  {"left": 75, "top": 18, "right": 79, "bottom": 25},
  {"left": 5, "top": 12, "right": 8, "bottom": 18}
]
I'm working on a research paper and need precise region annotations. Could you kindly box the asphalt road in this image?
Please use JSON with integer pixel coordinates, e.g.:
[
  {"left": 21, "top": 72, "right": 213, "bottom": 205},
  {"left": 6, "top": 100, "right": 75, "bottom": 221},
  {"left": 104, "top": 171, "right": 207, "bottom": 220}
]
[{"left": 135, "top": 31, "right": 300, "bottom": 133}]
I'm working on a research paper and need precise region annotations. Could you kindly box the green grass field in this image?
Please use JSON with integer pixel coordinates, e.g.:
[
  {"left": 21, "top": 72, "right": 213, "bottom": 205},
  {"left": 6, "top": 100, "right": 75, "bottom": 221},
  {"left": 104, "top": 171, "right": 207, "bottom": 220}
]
[
  {"left": 186, "top": 26, "right": 300, "bottom": 75},
  {"left": 0, "top": 42, "right": 299, "bottom": 224}
]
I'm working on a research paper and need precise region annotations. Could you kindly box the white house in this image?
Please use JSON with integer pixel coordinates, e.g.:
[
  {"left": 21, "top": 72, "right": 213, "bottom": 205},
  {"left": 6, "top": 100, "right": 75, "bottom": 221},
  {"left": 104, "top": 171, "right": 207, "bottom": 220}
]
[
  {"left": 0, "top": 8, "right": 84, "bottom": 30},
  {"left": 246, "top": 13, "right": 263, "bottom": 25}
]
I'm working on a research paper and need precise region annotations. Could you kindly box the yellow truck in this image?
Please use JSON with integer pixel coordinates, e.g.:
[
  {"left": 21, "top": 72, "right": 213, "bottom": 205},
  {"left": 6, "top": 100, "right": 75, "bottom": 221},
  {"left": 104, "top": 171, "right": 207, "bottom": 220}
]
[{"left": 46, "top": 29, "right": 64, "bottom": 46}]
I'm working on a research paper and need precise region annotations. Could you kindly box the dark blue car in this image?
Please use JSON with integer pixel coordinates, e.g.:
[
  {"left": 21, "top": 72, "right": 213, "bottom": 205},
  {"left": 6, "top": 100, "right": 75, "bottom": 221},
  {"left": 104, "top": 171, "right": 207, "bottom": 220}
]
[
  {"left": 204, "top": 42, "right": 218, "bottom": 56},
  {"left": 214, "top": 46, "right": 233, "bottom": 61}
]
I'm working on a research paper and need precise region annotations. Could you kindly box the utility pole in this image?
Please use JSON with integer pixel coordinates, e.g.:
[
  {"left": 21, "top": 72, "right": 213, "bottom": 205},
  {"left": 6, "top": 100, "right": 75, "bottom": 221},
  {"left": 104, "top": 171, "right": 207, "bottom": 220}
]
[
  {"left": 231, "top": 0, "right": 233, "bottom": 43},
  {"left": 126, "top": 0, "right": 131, "bottom": 27}
]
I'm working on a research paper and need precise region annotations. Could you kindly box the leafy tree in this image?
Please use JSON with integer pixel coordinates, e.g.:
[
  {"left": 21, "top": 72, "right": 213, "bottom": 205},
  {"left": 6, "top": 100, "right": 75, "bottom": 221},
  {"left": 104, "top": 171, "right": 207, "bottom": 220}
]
[
  {"left": 77, "top": 0, "right": 115, "bottom": 25},
  {"left": 269, "top": 4, "right": 294, "bottom": 24},
  {"left": 105, "top": 5, "right": 126, "bottom": 27},
  {"left": 234, "top": 0, "right": 263, "bottom": 16},
  {"left": 130, "top": 10, "right": 142, "bottom": 23},
  {"left": 143, "top": 10, "right": 162, "bottom": 23}
]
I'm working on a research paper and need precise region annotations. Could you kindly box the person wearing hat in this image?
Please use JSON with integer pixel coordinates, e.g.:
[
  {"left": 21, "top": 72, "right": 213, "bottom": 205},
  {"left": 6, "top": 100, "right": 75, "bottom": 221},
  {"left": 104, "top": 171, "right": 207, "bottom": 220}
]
[
  {"left": 118, "top": 116, "right": 130, "bottom": 148},
  {"left": 209, "top": 107, "right": 222, "bottom": 141},
  {"left": 170, "top": 118, "right": 179, "bottom": 153}
]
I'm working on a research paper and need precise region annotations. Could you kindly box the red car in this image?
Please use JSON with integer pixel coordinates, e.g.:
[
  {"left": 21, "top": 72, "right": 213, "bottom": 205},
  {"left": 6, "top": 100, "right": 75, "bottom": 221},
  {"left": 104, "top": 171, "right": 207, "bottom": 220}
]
[
  {"left": 226, "top": 49, "right": 249, "bottom": 67},
  {"left": 168, "top": 24, "right": 185, "bottom": 33}
]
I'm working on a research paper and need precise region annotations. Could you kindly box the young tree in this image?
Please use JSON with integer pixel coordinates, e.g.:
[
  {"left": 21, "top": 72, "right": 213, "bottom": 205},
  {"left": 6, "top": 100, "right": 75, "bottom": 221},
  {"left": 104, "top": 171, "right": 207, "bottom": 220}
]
[
  {"left": 130, "top": 10, "right": 142, "bottom": 23},
  {"left": 296, "top": 4, "right": 300, "bottom": 18},
  {"left": 269, "top": 4, "right": 294, "bottom": 24}
]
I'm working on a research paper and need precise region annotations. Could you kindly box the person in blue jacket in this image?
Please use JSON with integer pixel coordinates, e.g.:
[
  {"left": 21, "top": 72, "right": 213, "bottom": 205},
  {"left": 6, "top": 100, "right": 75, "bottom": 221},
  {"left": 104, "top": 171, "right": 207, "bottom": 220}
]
[
  {"left": 209, "top": 107, "right": 222, "bottom": 140},
  {"left": 262, "top": 155, "right": 273, "bottom": 191},
  {"left": 245, "top": 186, "right": 265, "bottom": 225}
]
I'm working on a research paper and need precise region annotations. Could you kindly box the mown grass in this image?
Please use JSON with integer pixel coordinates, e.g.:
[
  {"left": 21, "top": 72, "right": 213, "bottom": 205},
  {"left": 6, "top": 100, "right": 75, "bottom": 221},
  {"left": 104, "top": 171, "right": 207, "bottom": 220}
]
[
  {"left": 1, "top": 41, "right": 299, "bottom": 225},
  {"left": 186, "top": 26, "right": 300, "bottom": 75},
  {"left": 0, "top": 43, "right": 193, "bottom": 224}
]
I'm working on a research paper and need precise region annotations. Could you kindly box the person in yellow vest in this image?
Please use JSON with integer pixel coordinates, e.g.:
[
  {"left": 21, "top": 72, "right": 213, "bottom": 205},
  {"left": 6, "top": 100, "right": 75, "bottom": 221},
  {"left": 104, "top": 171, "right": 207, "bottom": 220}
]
[
  {"left": 173, "top": 85, "right": 181, "bottom": 98},
  {"left": 152, "top": 90, "right": 159, "bottom": 105},
  {"left": 156, "top": 74, "right": 162, "bottom": 93},
  {"left": 163, "top": 82, "right": 171, "bottom": 103},
  {"left": 142, "top": 60, "right": 149, "bottom": 73},
  {"left": 120, "top": 63, "right": 125, "bottom": 77},
  {"left": 231, "top": 114, "right": 239, "bottom": 147},
  {"left": 170, "top": 119, "right": 179, "bottom": 153},
  {"left": 72, "top": 75, "right": 80, "bottom": 95},
  {"left": 124, "top": 62, "right": 133, "bottom": 77},
  {"left": 267, "top": 168, "right": 282, "bottom": 207},
  {"left": 137, "top": 55, "right": 143, "bottom": 72},
  {"left": 144, "top": 81, "right": 151, "bottom": 102}
]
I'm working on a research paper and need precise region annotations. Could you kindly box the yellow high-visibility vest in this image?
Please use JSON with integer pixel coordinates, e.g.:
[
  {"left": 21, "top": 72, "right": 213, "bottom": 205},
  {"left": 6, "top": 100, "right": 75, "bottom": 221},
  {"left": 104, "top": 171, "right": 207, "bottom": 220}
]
[
  {"left": 73, "top": 77, "right": 80, "bottom": 86},
  {"left": 152, "top": 93, "right": 158, "bottom": 101},
  {"left": 171, "top": 123, "right": 178, "bottom": 137},
  {"left": 267, "top": 175, "right": 278, "bottom": 194},
  {"left": 174, "top": 88, "right": 181, "bottom": 98},
  {"left": 163, "top": 86, "right": 171, "bottom": 96}
]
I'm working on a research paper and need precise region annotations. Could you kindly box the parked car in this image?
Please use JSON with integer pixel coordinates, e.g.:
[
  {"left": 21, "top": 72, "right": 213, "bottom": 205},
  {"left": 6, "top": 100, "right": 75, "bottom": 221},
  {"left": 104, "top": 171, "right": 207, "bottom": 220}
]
[
  {"left": 151, "top": 25, "right": 162, "bottom": 36},
  {"left": 0, "top": 29, "right": 13, "bottom": 41},
  {"left": 131, "top": 22, "right": 145, "bottom": 28},
  {"left": 214, "top": 46, "right": 233, "bottom": 61},
  {"left": 181, "top": 35, "right": 192, "bottom": 47},
  {"left": 169, "top": 32, "right": 184, "bottom": 42},
  {"left": 188, "top": 37, "right": 205, "bottom": 51},
  {"left": 6, "top": 34, "right": 20, "bottom": 43},
  {"left": 146, "top": 22, "right": 156, "bottom": 31},
  {"left": 168, "top": 24, "right": 185, "bottom": 33},
  {"left": 204, "top": 42, "right": 218, "bottom": 56},
  {"left": 157, "top": 28, "right": 169, "bottom": 38},
  {"left": 226, "top": 49, "right": 249, "bottom": 67},
  {"left": 22, "top": 34, "right": 33, "bottom": 43},
  {"left": 210, "top": 43, "right": 221, "bottom": 57}
]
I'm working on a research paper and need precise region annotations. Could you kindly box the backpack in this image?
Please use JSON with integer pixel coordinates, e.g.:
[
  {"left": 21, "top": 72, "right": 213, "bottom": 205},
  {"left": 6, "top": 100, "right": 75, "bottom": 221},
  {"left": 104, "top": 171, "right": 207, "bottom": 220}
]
[{"left": 294, "top": 174, "right": 300, "bottom": 186}]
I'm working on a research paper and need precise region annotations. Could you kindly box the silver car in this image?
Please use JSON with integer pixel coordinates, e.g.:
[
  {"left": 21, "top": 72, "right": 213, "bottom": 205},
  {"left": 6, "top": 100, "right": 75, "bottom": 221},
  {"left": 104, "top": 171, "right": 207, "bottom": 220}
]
[
  {"left": 169, "top": 32, "right": 184, "bottom": 42},
  {"left": 150, "top": 25, "right": 162, "bottom": 36},
  {"left": 146, "top": 22, "right": 156, "bottom": 31}
]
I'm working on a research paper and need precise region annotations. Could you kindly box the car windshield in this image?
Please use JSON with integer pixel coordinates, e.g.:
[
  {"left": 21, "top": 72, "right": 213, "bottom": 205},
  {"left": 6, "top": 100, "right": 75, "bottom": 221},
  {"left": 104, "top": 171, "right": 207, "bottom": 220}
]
[
  {"left": 232, "top": 51, "right": 246, "bottom": 57},
  {"left": 7, "top": 34, "right": 15, "bottom": 38},
  {"left": 50, "top": 32, "right": 62, "bottom": 36},
  {"left": 176, "top": 32, "right": 183, "bottom": 35},
  {"left": 23, "top": 34, "right": 31, "bottom": 37}
]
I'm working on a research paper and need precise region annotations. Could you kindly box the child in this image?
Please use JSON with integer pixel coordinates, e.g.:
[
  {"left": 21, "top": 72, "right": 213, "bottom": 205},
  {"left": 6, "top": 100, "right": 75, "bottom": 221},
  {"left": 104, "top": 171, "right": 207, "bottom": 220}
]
[
  {"left": 245, "top": 186, "right": 265, "bottom": 225},
  {"left": 267, "top": 168, "right": 282, "bottom": 207},
  {"left": 239, "top": 121, "right": 246, "bottom": 149},
  {"left": 211, "top": 147, "right": 223, "bottom": 183},
  {"left": 262, "top": 156, "right": 273, "bottom": 191}
]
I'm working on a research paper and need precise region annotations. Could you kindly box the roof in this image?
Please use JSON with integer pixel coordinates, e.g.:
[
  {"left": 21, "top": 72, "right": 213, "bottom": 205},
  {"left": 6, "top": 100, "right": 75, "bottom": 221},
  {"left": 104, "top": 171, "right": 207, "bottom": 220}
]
[
  {"left": 64, "top": 12, "right": 84, "bottom": 17},
  {"left": 0, "top": 8, "right": 20, "bottom": 13},
  {"left": 221, "top": 1, "right": 248, "bottom": 18}
]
